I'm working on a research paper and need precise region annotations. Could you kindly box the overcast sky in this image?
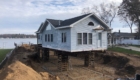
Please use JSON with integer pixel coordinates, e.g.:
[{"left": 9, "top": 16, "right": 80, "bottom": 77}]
[{"left": 0, "top": 0, "right": 136, "bottom": 34}]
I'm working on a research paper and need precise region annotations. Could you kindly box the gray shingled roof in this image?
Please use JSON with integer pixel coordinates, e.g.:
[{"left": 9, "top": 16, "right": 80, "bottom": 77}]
[
  {"left": 47, "top": 13, "right": 91, "bottom": 27},
  {"left": 113, "top": 32, "right": 135, "bottom": 37},
  {"left": 37, "top": 13, "right": 110, "bottom": 33}
]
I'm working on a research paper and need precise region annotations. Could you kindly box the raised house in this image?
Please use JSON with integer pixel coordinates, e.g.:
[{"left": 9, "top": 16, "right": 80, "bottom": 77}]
[{"left": 36, "top": 13, "right": 111, "bottom": 52}]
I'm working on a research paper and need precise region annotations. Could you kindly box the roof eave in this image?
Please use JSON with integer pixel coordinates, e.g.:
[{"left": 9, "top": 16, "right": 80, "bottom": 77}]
[{"left": 56, "top": 26, "right": 70, "bottom": 29}]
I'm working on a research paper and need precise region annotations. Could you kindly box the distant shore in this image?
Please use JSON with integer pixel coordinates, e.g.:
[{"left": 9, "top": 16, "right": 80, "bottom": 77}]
[
  {"left": 0, "top": 38, "right": 37, "bottom": 39},
  {"left": 0, "top": 34, "right": 36, "bottom": 39}
]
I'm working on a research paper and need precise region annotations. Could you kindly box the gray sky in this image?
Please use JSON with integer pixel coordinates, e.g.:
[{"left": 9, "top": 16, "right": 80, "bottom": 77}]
[{"left": 0, "top": 0, "right": 136, "bottom": 34}]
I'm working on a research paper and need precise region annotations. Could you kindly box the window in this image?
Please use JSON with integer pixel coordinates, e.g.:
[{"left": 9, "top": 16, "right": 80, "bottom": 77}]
[
  {"left": 64, "top": 33, "right": 66, "bottom": 42},
  {"left": 83, "top": 33, "right": 87, "bottom": 44},
  {"left": 88, "top": 33, "right": 92, "bottom": 44},
  {"left": 38, "top": 35, "right": 40, "bottom": 39},
  {"left": 48, "top": 34, "right": 50, "bottom": 42},
  {"left": 88, "top": 22, "right": 94, "bottom": 26},
  {"left": 45, "top": 34, "right": 47, "bottom": 42},
  {"left": 77, "top": 33, "right": 92, "bottom": 45},
  {"left": 51, "top": 34, "right": 53, "bottom": 42},
  {"left": 62, "top": 33, "right": 66, "bottom": 43},
  {"left": 98, "top": 33, "right": 102, "bottom": 40},
  {"left": 62, "top": 33, "right": 63, "bottom": 42},
  {"left": 77, "top": 33, "right": 82, "bottom": 44},
  {"left": 45, "top": 34, "right": 53, "bottom": 42}
]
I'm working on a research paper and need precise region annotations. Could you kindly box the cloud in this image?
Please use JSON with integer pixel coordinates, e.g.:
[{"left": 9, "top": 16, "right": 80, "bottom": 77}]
[
  {"left": 0, "top": 0, "right": 122, "bottom": 17},
  {"left": 0, "top": 0, "right": 124, "bottom": 34}
]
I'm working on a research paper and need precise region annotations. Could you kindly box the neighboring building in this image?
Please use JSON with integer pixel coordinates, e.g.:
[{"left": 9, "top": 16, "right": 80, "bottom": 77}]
[
  {"left": 112, "top": 30, "right": 136, "bottom": 45},
  {"left": 36, "top": 13, "right": 111, "bottom": 52}
]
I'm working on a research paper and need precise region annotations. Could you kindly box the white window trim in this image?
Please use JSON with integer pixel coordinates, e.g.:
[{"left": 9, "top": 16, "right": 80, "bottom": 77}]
[
  {"left": 88, "top": 33, "right": 92, "bottom": 45},
  {"left": 83, "top": 33, "right": 88, "bottom": 45},
  {"left": 62, "top": 32, "right": 66, "bottom": 43},
  {"left": 77, "top": 33, "right": 82, "bottom": 45},
  {"left": 77, "top": 32, "right": 92, "bottom": 45}
]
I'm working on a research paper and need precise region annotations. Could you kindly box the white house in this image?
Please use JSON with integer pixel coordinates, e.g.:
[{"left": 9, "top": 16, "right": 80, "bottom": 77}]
[
  {"left": 111, "top": 30, "right": 140, "bottom": 45},
  {"left": 36, "top": 13, "right": 111, "bottom": 52}
]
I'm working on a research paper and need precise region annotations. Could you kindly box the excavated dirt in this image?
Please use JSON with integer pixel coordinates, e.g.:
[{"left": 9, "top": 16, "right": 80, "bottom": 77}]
[
  {"left": 0, "top": 44, "right": 140, "bottom": 80},
  {"left": 0, "top": 61, "right": 47, "bottom": 80},
  {"left": 0, "top": 45, "right": 60, "bottom": 80},
  {"left": 92, "top": 51, "right": 140, "bottom": 77}
]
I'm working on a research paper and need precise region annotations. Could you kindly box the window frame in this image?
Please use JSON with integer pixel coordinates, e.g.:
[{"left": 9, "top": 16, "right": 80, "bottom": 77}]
[
  {"left": 51, "top": 34, "right": 53, "bottom": 42},
  {"left": 61, "top": 33, "right": 63, "bottom": 42},
  {"left": 64, "top": 33, "right": 66, "bottom": 42},
  {"left": 77, "top": 33, "right": 92, "bottom": 45},
  {"left": 83, "top": 33, "right": 88, "bottom": 44},
  {"left": 45, "top": 34, "right": 47, "bottom": 42},
  {"left": 88, "top": 33, "right": 92, "bottom": 44},
  {"left": 77, "top": 33, "right": 82, "bottom": 45},
  {"left": 48, "top": 34, "right": 50, "bottom": 42},
  {"left": 88, "top": 22, "right": 94, "bottom": 26},
  {"left": 62, "top": 32, "right": 66, "bottom": 43}
]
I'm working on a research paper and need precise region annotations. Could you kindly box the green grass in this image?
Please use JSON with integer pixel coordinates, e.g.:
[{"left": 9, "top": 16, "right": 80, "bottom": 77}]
[
  {"left": 107, "top": 47, "right": 140, "bottom": 56},
  {"left": 0, "top": 49, "right": 12, "bottom": 63}
]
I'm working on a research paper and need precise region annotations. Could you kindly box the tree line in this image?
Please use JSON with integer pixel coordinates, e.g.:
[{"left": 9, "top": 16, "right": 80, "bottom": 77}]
[
  {"left": 82, "top": 0, "right": 140, "bottom": 39},
  {"left": 0, "top": 34, "right": 36, "bottom": 38}
]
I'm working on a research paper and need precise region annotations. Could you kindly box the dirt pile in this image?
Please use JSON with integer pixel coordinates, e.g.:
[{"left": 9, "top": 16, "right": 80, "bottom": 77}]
[
  {"left": 93, "top": 52, "right": 136, "bottom": 76},
  {"left": 0, "top": 61, "right": 59, "bottom": 80}
]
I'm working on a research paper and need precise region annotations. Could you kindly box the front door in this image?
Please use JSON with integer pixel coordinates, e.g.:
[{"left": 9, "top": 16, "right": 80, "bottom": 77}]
[{"left": 98, "top": 33, "right": 102, "bottom": 47}]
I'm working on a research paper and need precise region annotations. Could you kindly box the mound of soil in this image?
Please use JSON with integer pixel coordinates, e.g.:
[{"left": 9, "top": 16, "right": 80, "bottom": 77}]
[
  {"left": 102, "top": 55, "right": 129, "bottom": 68},
  {"left": 94, "top": 52, "right": 136, "bottom": 75},
  {"left": 116, "top": 65, "right": 136, "bottom": 76},
  {"left": 0, "top": 61, "right": 59, "bottom": 80}
]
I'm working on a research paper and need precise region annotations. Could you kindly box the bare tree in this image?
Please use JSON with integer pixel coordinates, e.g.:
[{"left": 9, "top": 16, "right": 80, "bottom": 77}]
[
  {"left": 118, "top": 0, "right": 140, "bottom": 38},
  {"left": 118, "top": 13, "right": 135, "bottom": 33},
  {"left": 82, "top": 2, "right": 118, "bottom": 27}
]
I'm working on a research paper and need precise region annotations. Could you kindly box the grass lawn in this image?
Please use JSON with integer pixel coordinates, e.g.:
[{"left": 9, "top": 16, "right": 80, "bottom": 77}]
[
  {"left": 107, "top": 47, "right": 140, "bottom": 56},
  {"left": 0, "top": 49, "right": 12, "bottom": 63}
]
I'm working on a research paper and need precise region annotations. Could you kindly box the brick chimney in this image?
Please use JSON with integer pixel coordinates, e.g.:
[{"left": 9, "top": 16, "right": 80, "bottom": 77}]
[{"left": 119, "top": 30, "right": 120, "bottom": 33}]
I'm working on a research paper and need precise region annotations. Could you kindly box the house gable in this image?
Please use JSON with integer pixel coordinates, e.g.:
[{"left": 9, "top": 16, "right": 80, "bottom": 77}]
[
  {"left": 46, "top": 24, "right": 52, "bottom": 30},
  {"left": 71, "top": 16, "right": 102, "bottom": 32},
  {"left": 36, "top": 20, "right": 57, "bottom": 33},
  {"left": 70, "top": 14, "right": 110, "bottom": 31},
  {"left": 70, "top": 16, "right": 108, "bottom": 51}
]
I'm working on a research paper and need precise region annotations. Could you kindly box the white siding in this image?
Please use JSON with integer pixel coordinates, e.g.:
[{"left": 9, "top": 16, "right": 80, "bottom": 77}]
[
  {"left": 38, "top": 16, "right": 108, "bottom": 52},
  {"left": 37, "top": 34, "right": 42, "bottom": 44},
  {"left": 41, "top": 23, "right": 71, "bottom": 51},
  {"left": 102, "top": 31, "right": 107, "bottom": 48},
  {"left": 71, "top": 16, "right": 108, "bottom": 52}
]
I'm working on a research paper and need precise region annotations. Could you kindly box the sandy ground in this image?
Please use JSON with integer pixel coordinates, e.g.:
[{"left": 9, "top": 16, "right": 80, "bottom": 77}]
[{"left": 0, "top": 45, "right": 140, "bottom": 80}]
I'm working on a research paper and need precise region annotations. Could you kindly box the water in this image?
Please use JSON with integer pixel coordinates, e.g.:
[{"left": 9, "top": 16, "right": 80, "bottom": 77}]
[{"left": 0, "top": 38, "right": 37, "bottom": 49}]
